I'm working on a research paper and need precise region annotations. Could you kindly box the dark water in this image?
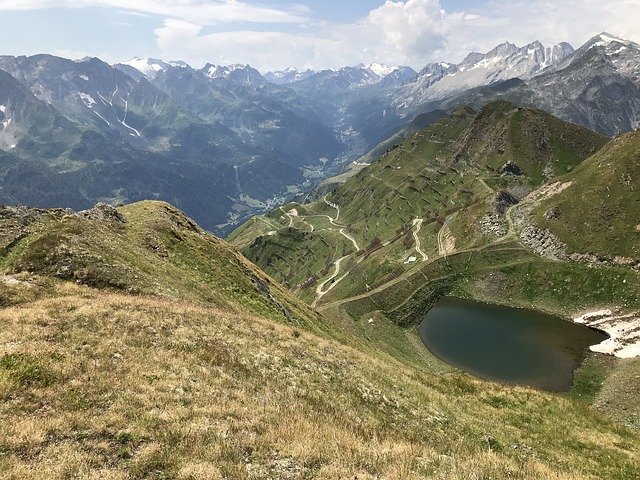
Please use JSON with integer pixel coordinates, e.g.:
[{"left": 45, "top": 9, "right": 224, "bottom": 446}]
[{"left": 418, "top": 298, "right": 609, "bottom": 391}]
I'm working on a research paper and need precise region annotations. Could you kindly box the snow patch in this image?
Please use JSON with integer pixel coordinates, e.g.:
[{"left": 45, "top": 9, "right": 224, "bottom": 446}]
[
  {"left": 206, "top": 64, "right": 244, "bottom": 79},
  {"left": 573, "top": 309, "right": 640, "bottom": 358},
  {"left": 119, "top": 97, "right": 141, "bottom": 137},
  {"left": 93, "top": 110, "right": 111, "bottom": 126},
  {"left": 79, "top": 75, "right": 89, "bottom": 81},
  {"left": 0, "top": 105, "right": 6, "bottom": 113},
  {"left": 368, "top": 63, "right": 397, "bottom": 77},
  {"left": 120, "top": 57, "right": 188, "bottom": 78},
  {"left": 78, "top": 92, "right": 96, "bottom": 107}
]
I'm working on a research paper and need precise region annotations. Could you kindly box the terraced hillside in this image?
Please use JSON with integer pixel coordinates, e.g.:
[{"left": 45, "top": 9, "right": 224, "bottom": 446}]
[
  {"left": 1, "top": 201, "right": 639, "bottom": 479},
  {"left": 230, "top": 100, "right": 608, "bottom": 305}
]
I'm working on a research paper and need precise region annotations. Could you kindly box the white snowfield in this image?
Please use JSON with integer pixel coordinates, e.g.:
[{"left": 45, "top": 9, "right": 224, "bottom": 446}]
[
  {"left": 368, "top": 63, "right": 398, "bottom": 77},
  {"left": 573, "top": 309, "right": 640, "bottom": 358},
  {"left": 78, "top": 92, "right": 96, "bottom": 107},
  {"left": 396, "top": 39, "right": 576, "bottom": 106},
  {"left": 121, "top": 57, "right": 189, "bottom": 78}
]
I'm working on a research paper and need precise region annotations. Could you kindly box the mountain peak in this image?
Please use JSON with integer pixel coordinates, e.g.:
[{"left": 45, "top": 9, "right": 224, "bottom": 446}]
[
  {"left": 584, "top": 32, "right": 632, "bottom": 49},
  {"left": 263, "top": 67, "right": 317, "bottom": 84},
  {"left": 367, "top": 63, "right": 397, "bottom": 77},
  {"left": 119, "top": 57, "right": 189, "bottom": 78}
]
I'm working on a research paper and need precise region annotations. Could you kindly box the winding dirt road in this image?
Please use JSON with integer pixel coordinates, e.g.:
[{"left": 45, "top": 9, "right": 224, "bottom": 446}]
[{"left": 412, "top": 218, "right": 428, "bottom": 261}]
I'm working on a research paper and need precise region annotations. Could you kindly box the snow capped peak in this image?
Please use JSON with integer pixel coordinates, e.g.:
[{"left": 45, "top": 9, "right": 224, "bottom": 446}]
[
  {"left": 367, "top": 63, "right": 397, "bottom": 77},
  {"left": 203, "top": 63, "right": 251, "bottom": 79},
  {"left": 581, "top": 32, "right": 634, "bottom": 51},
  {"left": 120, "top": 57, "right": 188, "bottom": 78},
  {"left": 264, "top": 67, "right": 317, "bottom": 84},
  {"left": 594, "top": 32, "right": 629, "bottom": 45}
]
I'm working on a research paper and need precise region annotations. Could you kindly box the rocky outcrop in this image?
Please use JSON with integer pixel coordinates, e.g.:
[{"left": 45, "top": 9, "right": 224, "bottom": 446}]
[
  {"left": 499, "top": 160, "right": 523, "bottom": 176},
  {"left": 512, "top": 183, "right": 640, "bottom": 269},
  {"left": 79, "top": 203, "right": 127, "bottom": 223},
  {"left": 480, "top": 214, "right": 508, "bottom": 237},
  {"left": 492, "top": 190, "right": 519, "bottom": 215},
  {"left": 519, "top": 225, "right": 568, "bottom": 260}
]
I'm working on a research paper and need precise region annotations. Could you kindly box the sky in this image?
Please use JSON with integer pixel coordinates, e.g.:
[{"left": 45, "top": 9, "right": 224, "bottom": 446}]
[{"left": 0, "top": 0, "right": 639, "bottom": 72}]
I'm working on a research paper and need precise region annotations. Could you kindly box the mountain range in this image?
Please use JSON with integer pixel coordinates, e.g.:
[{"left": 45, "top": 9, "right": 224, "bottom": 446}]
[{"left": 0, "top": 32, "right": 638, "bottom": 234}]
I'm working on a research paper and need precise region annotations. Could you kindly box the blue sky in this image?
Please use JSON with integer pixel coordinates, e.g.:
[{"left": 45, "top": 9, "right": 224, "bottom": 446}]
[{"left": 0, "top": 1, "right": 638, "bottom": 71}]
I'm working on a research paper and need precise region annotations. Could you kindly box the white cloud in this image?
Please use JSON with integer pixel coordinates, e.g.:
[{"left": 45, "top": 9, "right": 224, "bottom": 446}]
[
  {"left": 450, "top": 0, "right": 640, "bottom": 58},
  {"left": 0, "top": 0, "right": 309, "bottom": 24},
  {"left": 154, "top": 0, "right": 466, "bottom": 70},
  {"left": 151, "top": 0, "right": 640, "bottom": 71},
  {"left": 52, "top": 48, "right": 89, "bottom": 59},
  {"left": 4, "top": 0, "right": 640, "bottom": 70}
]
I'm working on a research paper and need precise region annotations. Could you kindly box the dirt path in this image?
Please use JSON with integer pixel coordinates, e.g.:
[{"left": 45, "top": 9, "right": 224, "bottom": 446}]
[
  {"left": 437, "top": 213, "right": 456, "bottom": 257},
  {"left": 316, "top": 244, "right": 528, "bottom": 312},
  {"left": 279, "top": 206, "right": 294, "bottom": 228},
  {"left": 503, "top": 180, "right": 573, "bottom": 241},
  {"left": 323, "top": 194, "right": 341, "bottom": 222},
  {"left": 320, "top": 196, "right": 360, "bottom": 250},
  {"left": 312, "top": 255, "right": 350, "bottom": 307},
  {"left": 412, "top": 218, "right": 428, "bottom": 261},
  {"left": 339, "top": 228, "right": 359, "bottom": 251},
  {"left": 257, "top": 216, "right": 279, "bottom": 231},
  {"left": 309, "top": 196, "right": 363, "bottom": 307}
]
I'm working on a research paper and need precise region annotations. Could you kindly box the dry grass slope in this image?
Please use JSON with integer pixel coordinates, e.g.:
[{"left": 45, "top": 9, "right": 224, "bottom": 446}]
[
  {"left": 0, "top": 201, "right": 639, "bottom": 479},
  {"left": 0, "top": 284, "right": 639, "bottom": 479}
]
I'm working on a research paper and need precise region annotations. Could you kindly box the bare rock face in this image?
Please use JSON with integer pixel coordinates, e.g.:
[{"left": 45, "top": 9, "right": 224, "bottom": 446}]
[
  {"left": 492, "top": 190, "right": 519, "bottom": 215},
  {"left": 79, "top": 203, "right": 126, "bottom": 223},
  {"left": 499, "top": 160, "right": 523, "bottom": 176},
  {"left": 480, "top": 214, "right": 508, "bottom": 237},
  {"left": 544, "top": 205, "right": 561, "bottom": 220}
]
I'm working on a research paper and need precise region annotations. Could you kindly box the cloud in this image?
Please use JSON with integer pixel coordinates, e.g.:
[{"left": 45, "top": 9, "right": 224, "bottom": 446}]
[
  {"left": 52, "top": 48, "right": 89, "bottom": 59},
  {"left": 154, "top": 0, "right": 640, "bottom": 71},
  {"left": 154, "top": 0, "right": 467, "bottom": 70},
  {"left": 4, "top": 0, "right": 640, "bottom": 70},
  {"left": 443, "top": 0, "right": 640, "bottom": 58},
  {"left": 0, "top": 0, "right": 309, "bottom": 24}
]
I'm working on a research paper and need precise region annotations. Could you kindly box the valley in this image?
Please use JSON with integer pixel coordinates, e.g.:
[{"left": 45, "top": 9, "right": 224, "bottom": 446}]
[{"left": 1, "top": 33, "right": 639, "bottom": 235}]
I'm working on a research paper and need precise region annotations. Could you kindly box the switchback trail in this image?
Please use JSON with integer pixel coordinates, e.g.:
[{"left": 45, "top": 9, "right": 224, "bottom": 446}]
[{"left": 412, "top": 218, "right": 428, "bottom": 261}]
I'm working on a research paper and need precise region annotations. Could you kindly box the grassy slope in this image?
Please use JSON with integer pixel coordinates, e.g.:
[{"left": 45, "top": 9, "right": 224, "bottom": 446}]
[
  {"left": 0, "top": 286, "right": 638, "bottom": 479},
  {"left": 0, "top": 201, "right": 639, "bottom": 478},
  {"left": 0, "top": 201, "right": 319, "bottom": 329},
  {"left": 229, "top": 103, "right": 640, "bottom": 439},
  {"left": 533, "top": 130, "right": 640, "bottom": 259}
]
